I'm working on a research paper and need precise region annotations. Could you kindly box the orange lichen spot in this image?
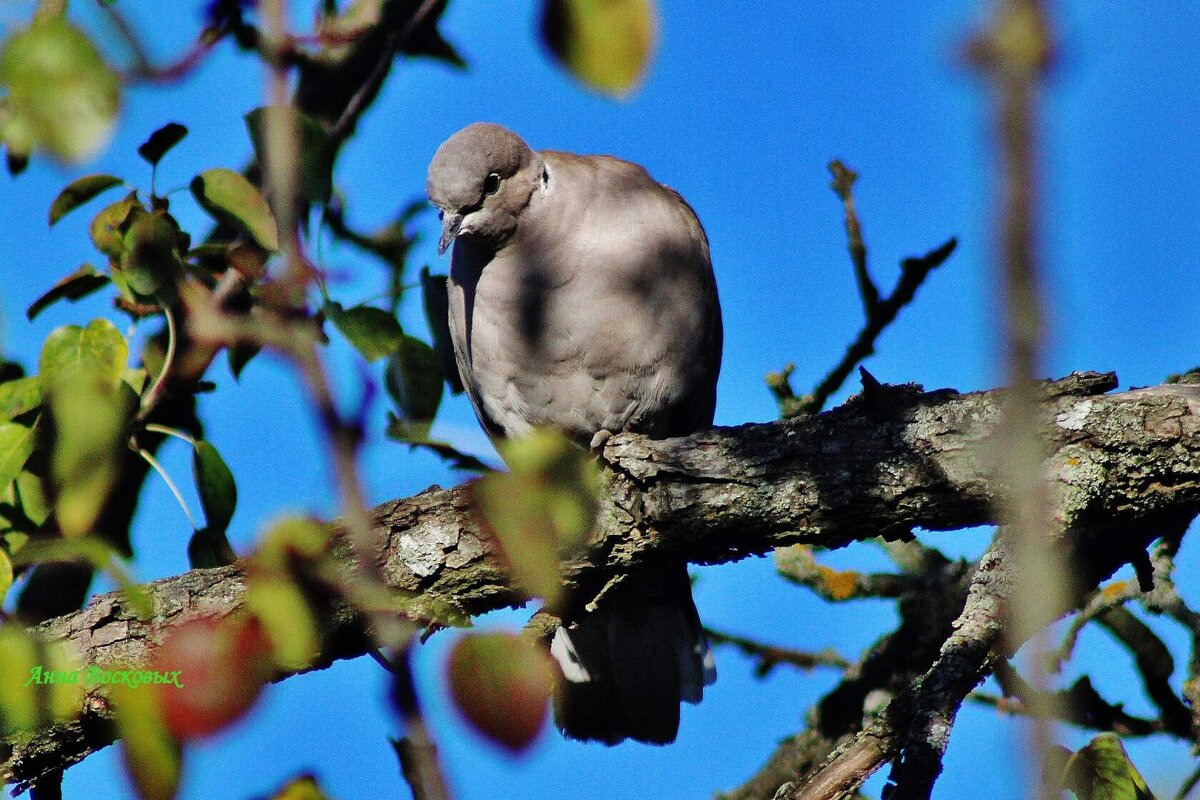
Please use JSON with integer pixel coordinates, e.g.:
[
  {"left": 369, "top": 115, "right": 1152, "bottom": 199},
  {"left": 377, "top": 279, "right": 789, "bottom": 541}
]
[
  {"left": 1102, "top": 580, "right": 1131, "bottom": 599},
  {"left": 818, "top": 565, "right": 860, "bottom": 601}
]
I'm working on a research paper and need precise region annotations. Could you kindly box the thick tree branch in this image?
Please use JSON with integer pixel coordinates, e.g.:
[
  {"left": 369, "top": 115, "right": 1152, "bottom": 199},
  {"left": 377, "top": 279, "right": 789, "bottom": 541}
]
[{"left": 5, "top": 373, "right": 1200, "bottom": 790}]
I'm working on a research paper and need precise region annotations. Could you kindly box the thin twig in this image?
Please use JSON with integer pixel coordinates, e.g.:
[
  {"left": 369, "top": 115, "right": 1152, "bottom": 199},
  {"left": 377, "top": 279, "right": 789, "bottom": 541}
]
[
  {"left": 829, "top": 160, "right": 878, "bottom": 316},
  {"left": 766, "top": 159, "right": 955, "bottom": 418},
  {"left": 706, "top": 628, "right": 850, "bottom": 678}
]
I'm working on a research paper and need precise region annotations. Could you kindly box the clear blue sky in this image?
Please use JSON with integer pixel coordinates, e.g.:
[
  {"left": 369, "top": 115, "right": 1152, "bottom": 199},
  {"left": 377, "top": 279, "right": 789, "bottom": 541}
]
[{"left": 2, "top": 1, "right": 1199, "bottom": 798}]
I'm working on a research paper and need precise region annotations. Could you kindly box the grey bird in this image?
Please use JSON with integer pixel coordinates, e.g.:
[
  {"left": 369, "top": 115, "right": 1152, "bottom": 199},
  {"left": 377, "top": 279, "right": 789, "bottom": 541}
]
[{"left": 427, "top": 122, "right": 721, "bottom": 745}]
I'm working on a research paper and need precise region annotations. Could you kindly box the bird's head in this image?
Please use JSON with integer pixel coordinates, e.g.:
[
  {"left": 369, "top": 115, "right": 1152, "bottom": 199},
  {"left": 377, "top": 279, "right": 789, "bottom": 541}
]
[{"left": 426, "top": 123, "right": 541, "bottom": 256}]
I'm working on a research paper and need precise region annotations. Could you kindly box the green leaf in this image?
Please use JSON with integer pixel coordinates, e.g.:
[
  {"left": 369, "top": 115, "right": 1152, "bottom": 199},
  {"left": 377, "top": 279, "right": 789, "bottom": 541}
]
[
  {"left": 0, "top": 423, "right": 36, "bottom": 494},
  {"left": 192, "top": 440, "right": 237, "bottom": 534},
  {"left": 39, "top": 318, "right": 129, "bottom": 392},
  {"left": 187, "top": 527, "right": 236, "bottom": 569},
  {"left": 540, "top": 0, "right": 658, "bottom": 97},
  {"left": 137, "top": 122, "right": 187, "bottom": 167},
  {"left": 26, "top": 263, "right": 111, "bottom": 321},
  {"left": 190, "top": 168, "right": 279, "bottom": 251},
  {"left": 119, "top": 208, "right": 184, "bottom": 299},
  {"left": 15, "top": 470, "right": 49, "bottom": 527},
  {"left": 325, "top": 302, "right": 404, "bottom": 362},
  {"left": 0, "top": 376, "right": 41, "bottom": 422},
  {"left": 90, "top": 192, "right": 141, "bottom": 260},
  {"left": 1061, "top": 733, "right": 1156, "bottom": 800},
  {"left": 245, "top": 107, "right": 333, "bottom": 205},
  {"left": 420, "top": 267, "right": 463, "bottom": 394},
  {"left": 0, "top": 17, "right": 121, "bottom": 162},
  {"left": 49, "top": 174, "right": 122, "bottom": 226},
  {"left": 47, "top": 371, "right": 132, "bottom": 538},
  {"left": 385, "top": 336, "right": 443, "bottom": 426}
]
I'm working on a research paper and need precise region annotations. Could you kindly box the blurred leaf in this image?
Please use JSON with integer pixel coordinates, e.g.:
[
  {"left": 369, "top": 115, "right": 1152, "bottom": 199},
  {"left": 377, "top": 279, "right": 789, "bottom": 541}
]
[
  {"left": 245, "top": 575, "right": 319, "bottom": 671},
  {"left": 0, "top": 623, "right": 39, "bottom": 732},
  {"left": 15, "top": 470, "right": 49, "bottom": 527},
  {"left": 470, "top": 429, "right": 599, "bottom": 604},
  {"left": 0, "top": 17, "right": 120, "bottom": 162},
  {"left": 26, "top": 263, "right": 111, "bottom": 321},
  {"left": 269, "top": 774, "right": 332, "bottom": 800},
  {"left": 385, "top": 336, "right": 443, "bottom": 427},
  {"left": 137, "top": 122, "right": 188, "bottom": 167},
  {"left": 90, "top": 192, "right": 141, "bottom": 260},
  {"left": 48, "top": 174, "right": 122, "bottom": 226},
  {"left": 47, "top": 370, "right": 132, "bottom": 538},
  {"left": 245, "top": 107, "right": 333, "bottom": 205},
  {"left": 0, "top": 423, "right": 36, "bottom": 494},
  {"left": 540, "top": 0, "right": 658, "bottom": 97},
  {"left": 187, "top": 527, "right": 237, "bottom": 569},
  {"left": 0, "top": 376, "right": 41, "bottom": 422},
  {"left": 190, "top": 168, "right": 279, "bottom": 251},
  {"left": 258, "top": 516, "right": 330, "bottom": 568},
  {"left": 192, "top": 440, "right": 237, "bottom": 535},
  {"left": 114, "top": 679, "right": 181, "bottom": 800},
  {"left": 0, "top": 547, "right": 11, "bottom": 607},
  {"left": 1058, "top": 733, "right": 1155, "bottom": 800},
  {"left": 446, "top": 630, "right": 553, "bottom": 753},
  {"left": 120, "top": 208, "right": 184, "bottom": 299},
  {"left": 39, "top": 318, "right": 129, "bottom": 391},
  {"left": 420, "top": 267, "right": 463, "bottom": 394},
  {"left": 324, "top": 302, "right": 404, "bottom": 362}
]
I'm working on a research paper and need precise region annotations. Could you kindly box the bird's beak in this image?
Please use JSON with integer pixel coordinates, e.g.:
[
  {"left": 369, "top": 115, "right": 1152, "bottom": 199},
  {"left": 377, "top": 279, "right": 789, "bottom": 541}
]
[{"left": 438, "top": 212, "right": 464, "bottom": 256}]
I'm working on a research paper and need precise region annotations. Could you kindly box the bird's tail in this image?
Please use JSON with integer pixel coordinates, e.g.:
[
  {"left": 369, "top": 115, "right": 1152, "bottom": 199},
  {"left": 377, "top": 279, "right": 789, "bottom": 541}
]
[{"left": 549, "top": 564, "right": 715, "bottom": 745}]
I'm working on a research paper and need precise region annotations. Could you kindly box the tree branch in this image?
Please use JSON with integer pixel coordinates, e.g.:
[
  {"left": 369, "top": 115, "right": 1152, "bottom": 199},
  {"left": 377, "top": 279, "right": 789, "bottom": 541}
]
[{"left": 5, "top": 373, "right": 1200, "bottom": 790}]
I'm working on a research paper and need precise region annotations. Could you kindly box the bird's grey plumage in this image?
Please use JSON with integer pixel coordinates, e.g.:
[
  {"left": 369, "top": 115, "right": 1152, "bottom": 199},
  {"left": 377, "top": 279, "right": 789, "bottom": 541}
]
[{"left": 427, "top": 122, "right": 721, "bottom": 745}]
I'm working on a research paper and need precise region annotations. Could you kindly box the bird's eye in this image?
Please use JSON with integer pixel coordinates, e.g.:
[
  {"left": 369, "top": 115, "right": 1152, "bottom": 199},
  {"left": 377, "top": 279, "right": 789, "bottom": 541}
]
[
  {"left": 483, "top": 172, "right": 501, "bottom": 196},
  {"left": 437, "top": 209, "right": 444, "bottom": 221}
]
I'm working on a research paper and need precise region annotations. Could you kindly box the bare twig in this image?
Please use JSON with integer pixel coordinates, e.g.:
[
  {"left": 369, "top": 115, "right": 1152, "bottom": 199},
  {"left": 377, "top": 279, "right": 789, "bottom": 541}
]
[
  {"left": 829, "top": 161, "right": 878, "bottom": 317},
  {"left": 706, "top": 628, "right": 850, "bottom": 678},
  {"left": 768, "top": 191, "right": 955, "bottom": 419}
]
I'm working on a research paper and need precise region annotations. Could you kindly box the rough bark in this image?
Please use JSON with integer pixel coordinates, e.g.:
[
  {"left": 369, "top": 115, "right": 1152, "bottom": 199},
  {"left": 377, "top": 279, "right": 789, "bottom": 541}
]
[{"left": 5, "top": 372, "right": 1200, "bottom": 793}]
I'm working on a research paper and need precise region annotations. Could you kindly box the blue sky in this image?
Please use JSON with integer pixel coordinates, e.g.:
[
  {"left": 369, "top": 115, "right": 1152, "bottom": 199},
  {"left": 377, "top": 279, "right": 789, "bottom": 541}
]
[{"left": 2, "top": 1, "right": 1199, "bottom": 798}]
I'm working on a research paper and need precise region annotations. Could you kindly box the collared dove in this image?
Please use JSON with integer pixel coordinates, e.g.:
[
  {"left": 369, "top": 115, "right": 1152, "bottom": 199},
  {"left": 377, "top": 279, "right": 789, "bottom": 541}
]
[{"left": 427, "top": 122, "right": 721, "bottom": 745}]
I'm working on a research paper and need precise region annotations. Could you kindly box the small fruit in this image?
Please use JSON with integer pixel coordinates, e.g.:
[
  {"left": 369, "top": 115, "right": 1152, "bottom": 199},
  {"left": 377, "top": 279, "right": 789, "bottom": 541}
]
[
  {"left": 151, "top": 614, "right": 272, "bottom": 740},
  {"left": 446, "top": 631, "right": 554, "bottom": 753}
]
